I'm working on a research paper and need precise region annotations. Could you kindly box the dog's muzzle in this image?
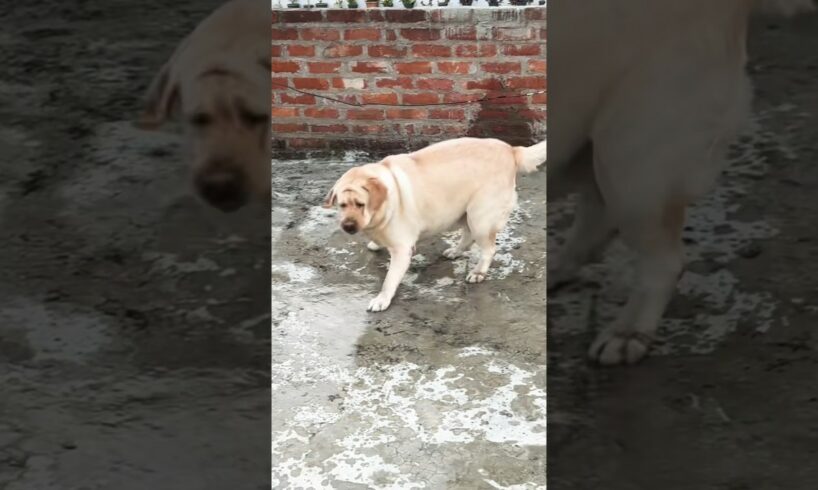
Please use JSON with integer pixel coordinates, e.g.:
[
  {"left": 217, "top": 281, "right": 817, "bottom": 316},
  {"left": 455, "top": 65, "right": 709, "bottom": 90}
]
[
  {"left": 341, "top": 220, "right": 358, "bottom": 234},
  {"left": 195, "top": 168, "right": 247, "bottom": 212}
]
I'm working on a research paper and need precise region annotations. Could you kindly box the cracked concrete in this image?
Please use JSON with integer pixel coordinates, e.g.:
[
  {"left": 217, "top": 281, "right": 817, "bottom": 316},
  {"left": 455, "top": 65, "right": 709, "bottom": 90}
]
[{"left": 272, "top": 151, "right": 547, "bottom": 489}]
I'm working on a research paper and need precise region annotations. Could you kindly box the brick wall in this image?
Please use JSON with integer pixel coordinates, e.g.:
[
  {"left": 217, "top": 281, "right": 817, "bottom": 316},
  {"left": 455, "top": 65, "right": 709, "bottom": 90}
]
[{"left": 271, "top": 8, "right": 546, "bottom": 153}]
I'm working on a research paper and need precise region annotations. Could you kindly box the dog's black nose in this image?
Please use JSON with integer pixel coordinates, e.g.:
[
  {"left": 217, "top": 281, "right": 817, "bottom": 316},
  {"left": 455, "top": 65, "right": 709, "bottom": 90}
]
[
  {"left": 196, "top": 169, "right": 247, "bottom": 212},
  {"left": 341, "top": 221, "right": 358, "bottom": 234}
]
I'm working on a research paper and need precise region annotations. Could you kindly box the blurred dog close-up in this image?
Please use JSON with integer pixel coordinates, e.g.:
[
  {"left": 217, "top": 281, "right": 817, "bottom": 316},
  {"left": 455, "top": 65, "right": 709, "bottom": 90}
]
[
  {"left": 323, "top": 137, "right": 547, "bottom": 313},
  {"left": 548, "top": 0, "right": 815, "bottom": 365},
  {"left": 136, "top": 0, "right": 271, "bottom": 212}
]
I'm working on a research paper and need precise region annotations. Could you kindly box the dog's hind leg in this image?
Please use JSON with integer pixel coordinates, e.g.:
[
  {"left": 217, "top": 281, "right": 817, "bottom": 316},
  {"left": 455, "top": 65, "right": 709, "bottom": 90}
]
[
  {"left": 443, "top": 226, "right": 473, "bottom": 259},
  {"left": 464, "top": 192, "right": 515, "bottom": 284}
]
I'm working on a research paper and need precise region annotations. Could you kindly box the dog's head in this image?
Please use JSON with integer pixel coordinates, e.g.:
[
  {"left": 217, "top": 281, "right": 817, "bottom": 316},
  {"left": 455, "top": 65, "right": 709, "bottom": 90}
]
[
  {"left": 135, "top": 0, "right": 271, "bottom": 212},
  {"left": 323, "top": 168, "right": 388, "bottom": 235}
]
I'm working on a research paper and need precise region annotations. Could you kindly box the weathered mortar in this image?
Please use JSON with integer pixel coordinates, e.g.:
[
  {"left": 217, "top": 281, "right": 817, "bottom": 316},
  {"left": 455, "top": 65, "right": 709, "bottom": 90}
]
[{"left": 271, "top": 7, "right": 546, "bottom": 152}]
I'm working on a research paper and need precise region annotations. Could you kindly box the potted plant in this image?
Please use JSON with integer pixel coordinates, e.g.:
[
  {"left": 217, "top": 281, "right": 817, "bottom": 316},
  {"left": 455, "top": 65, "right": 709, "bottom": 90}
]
[
  {"left": 438, "top": 0, "right": 450, "bottom": 5},
  {"left": 334, "top": 0, "right": 344, "bottom": 6},
  {"left": 382, "top": 0, "right": 394, "bottom": 5},
  {"left": 287, "top": 0, "right": 300, "bottom": 8},
  {"left": 366, "top": 0, "right": 379, "bottom": 7},
  {"left": 488, "top": 0, "right": 502, "bottom": 6},
  {"left": 401, "top": 0, "right": 416, "bottom": 8},
  {"left": 347, "top": 0, "right": 358, "bottom": 7},
  {"left": 539, "top": 0, "right": 545, "bottom": 4},
  {"left": 510, "top": 0, "right": 527, "bottom": 5},
  {"left": 316, "top": 0, "right": 329, "bottom": 7},
  {"left": 459, "top": 0, "right": 473, "bottom": 5}
]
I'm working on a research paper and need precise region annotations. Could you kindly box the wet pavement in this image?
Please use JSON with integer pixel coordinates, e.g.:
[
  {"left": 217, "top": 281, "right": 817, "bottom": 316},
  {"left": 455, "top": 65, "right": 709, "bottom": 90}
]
[
  {"left": 0, "top": 2, "right": 270, "bottom": 489},
  {"left": 272, "top": 152, "right": 547, "bottom": 489}
]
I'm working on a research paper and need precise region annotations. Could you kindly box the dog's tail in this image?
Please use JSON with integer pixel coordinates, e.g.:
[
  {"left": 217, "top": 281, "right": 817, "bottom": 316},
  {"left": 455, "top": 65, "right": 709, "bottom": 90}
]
[
  {"left": 513, "top": 140, "right": 547, "bottom": 174},
  {"left": 753, "top": 0, "right": 815, "bottom": 16}
]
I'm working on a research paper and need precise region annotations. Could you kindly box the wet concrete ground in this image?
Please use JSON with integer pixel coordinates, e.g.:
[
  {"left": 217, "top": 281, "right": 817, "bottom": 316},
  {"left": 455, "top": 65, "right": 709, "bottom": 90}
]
[
  {"left": 547, "top": 13, "right": 818, "bottom": 489},
  {"left": 1, "top": 2, "right": 271, "bottom": 489},
  {"left": 272, "top": 153, "right": 546, "bottom": 489}
]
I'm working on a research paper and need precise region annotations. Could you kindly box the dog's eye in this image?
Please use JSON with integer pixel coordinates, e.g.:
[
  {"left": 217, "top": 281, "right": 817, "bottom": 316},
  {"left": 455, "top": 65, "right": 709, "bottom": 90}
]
[
  {"left": 354, "top": 201, "right": 364, "bottom": 208},
  {"left": 190, "top": 113, "right": 213, "bottom": 127},
  {"left": 239, "top": 109, "right": 269, "bottom": 127},
  {"left": 339, "top": 203, "right": 347, "bottom": 209}
]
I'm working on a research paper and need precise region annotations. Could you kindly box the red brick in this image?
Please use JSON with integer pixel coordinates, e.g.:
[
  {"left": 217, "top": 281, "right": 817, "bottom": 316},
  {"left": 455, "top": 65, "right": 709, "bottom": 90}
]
[
  {"left": 395, "top": 62, "right": 432, "bottom": 75},
  {"left": 454, "top": 44, "right": 497, "bottom": 58},
  {"left": 362, "top": 93, "right": 399, "bottom": 105},
  {"left": 310, "top": 124, "right": 348, "bottom": 134},
  {"left": 442, "top": 93, "right": 476, "bottom": 104},
  {"left": 375, "top": 77, "right": 414, "bottom": 89},
  {"left": 331, "top": 78, "right": 366, "bottom": 90},
  {"left": 482, "top": 62, "right": 522, "bottom": 75},
  {"left": 444, "top": 27, "right": 477, "bottom": 41},
  {"left": 400, "top": 29, "right": 442, "bottom": 42},
  {"left": 352, "top": 61, "right": 390, "bottom": 74},
  {"left": 411, "top": 45, "right": 452, "bottom": 58},
  {"left": 352, "top": 125, "right": 389, "bottom": 135},
  {"left": 526, "top": 8, "right": 547, "bottom": 21},
  {"left": 368, "top": 45, "right": 408, "bottom": 58},
  {"left": 539, "top": 28, "right": 547, "bottom": 40},
  {"left": 402, "top": 93, "right": 439, "bottom": 105},
  {"left": 416, "top": 78, "right": 455, "bottom": 91},
  {"left": 271, "top": 107, "right": 299, "bottom": 118},
  {"left": 421, "top": 126, "right": 442, "bottom": 136},
  {"left": 385, "top": 30, "right": 398, "bottom": 41},
  {"left": 271, "top": 46, "right": 282, "bottom": 58},
  {"left": 503, "top": 44, "right": 542, "bottom": 56},
  {"left": 281, "top": 11, "right": 323, "bottom": 23},
  {"left": 304, "top": 107, "right": 340, "bottom": 119},
  {"left": 287, "top": 45, "right": 315, "bottom": 57},
  {"left": 302, "top": 28, "right": 341, "bottom": 42},
  {"left": 345, "top": 28, "right": 381, "bottom": 41},
  {"left": 492, "top": 27, "right": 537, "bottom": 41},
  {"left": 292, "top": 78, "right": 330, "bottom": 90},
  {"left": 386, "top": 108, "right": 429, "bottom": 119},
  {"left": 270, "top": 61, "right": 300, "bottom": 73},
  {"left": 531, "top": 93, "right": 548, "bottom": 104},
  {"left": 518, "top": 109, "right": 548, "bottom": 120},
  {"left": 271, "top": 29, "right": 298, "bottom": 41},
  {"left": 307, "top": 62, "right": 341, "bottom": 74},
  {"left": 465, "top": 78, "right": 505, "bottom": 91},
  {"left": 271, "top": 11, "right": 279, "bottom": 23},
  {"left": 506, "top": 76, "right": 547, "bottom": 90},
  {"left": 484, "top": 95, "right": 529, "bottom": 106},
  {"left": 326, "top": 10, "right": 368, "bottom": 23},
  {"left": 384, "top": 10, "right": 427, "bottom": 23},
  {"left": 348, "top": 109, "right": 385, "bottom": 121},
  {"left": 279, "top": 93, "right": 316, "bottom": 105},
  {"left": 429, "top": 109, "right": 466, "bottom": 120},
  {"left": 528, "top": 60, "right": 547, "bottom": 74},
  {"left": 323, "top": 45, "right": 364, "bottom": 58},
  {"left": 437, "top": 62, "right": 473, "bottom": 74},
  {"left": 272, "top": 123, "right": 308, "bottom": 133},
  {"left": 270, "top": 77, "right": 289, "bottom": 88}
]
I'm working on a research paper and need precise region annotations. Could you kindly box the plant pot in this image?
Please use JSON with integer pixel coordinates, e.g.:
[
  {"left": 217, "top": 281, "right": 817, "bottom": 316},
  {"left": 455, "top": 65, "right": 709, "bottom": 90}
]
[
  {"left": 401, "top": 1, "right": 416, "bottom": 7},
  {"left": 316, "top": 1, "right": 329, "bottom": 6},
  {"left": 510, "top": 0, "right": 527, "bottom": 5},
  {"left": 287, "top": 2, "right": 300, "bottom": 7},
  {"left": 488, "top": 0, "right": 502, "bottom": 6},
  {"left": 438, "top": 0, "right": 450, "bottom": 5},
  {"left": 347, "top": 0, "right": 359, "bottom": 7},
  {"left": 459, "top": 0, "right": 473, "bottom": 5}
]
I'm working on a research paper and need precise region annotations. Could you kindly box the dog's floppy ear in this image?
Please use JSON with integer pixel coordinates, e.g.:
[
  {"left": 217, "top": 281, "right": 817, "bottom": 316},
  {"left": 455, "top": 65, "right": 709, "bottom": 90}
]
[
  {"left": 365, "top": 177, "right": 387, "bottom": 212},
  {"left": 322, "top": 185, "right": 337, "bottom": 209},
  {"left": 135, "top": 58, "right": 180, "bottom": 130}
]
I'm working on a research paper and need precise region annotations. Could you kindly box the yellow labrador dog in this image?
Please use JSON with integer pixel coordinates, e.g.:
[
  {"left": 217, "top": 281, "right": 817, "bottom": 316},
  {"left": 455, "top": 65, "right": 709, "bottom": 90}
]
[
  {"left": 548, "top": 0, "right": 814, "bottom": 365},
  {"left": 136, "top": 0, "right": 271, "bottom": 212},
  {"left": 324, "top": 137, "right": 547, "bottom": 312}
]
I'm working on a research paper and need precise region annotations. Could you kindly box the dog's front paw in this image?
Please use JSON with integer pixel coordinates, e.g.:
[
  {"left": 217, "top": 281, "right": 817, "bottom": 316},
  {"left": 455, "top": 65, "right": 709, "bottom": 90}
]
[
  {"left": 588, "top": 330, "right": 653, "bottom": 366},
  {"left": 367, "top": 294, "right": 392, "bottom": 312},
  {"left": 367, "top": 241, "right": 383, "bottom": 252},
  {"left": 442, "top": 247, "right": 463, "bottom": 260},
  {"left": 466, "top": 271, "right": 486, "bottom": 284}
]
